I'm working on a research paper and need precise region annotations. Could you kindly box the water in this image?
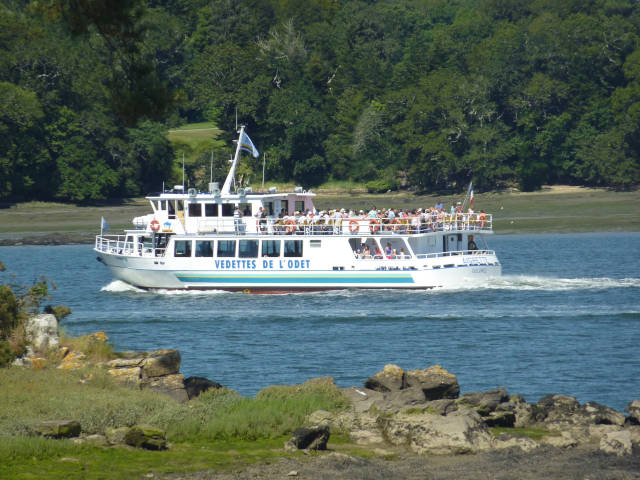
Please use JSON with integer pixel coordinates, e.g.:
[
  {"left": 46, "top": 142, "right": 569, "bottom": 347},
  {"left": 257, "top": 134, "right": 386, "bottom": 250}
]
[{"left": 1, "top": 232, "right": 639, "bottom": 412}]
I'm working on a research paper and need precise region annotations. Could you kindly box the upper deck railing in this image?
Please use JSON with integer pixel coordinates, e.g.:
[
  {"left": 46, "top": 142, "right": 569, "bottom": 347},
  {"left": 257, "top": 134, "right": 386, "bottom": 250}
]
[{"left": 192, "top": 212, "right": 493, "bottom": 236}]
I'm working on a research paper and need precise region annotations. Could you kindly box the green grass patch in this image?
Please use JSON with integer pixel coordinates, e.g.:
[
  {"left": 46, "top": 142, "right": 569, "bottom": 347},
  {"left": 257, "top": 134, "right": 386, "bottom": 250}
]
[
  {"left": 0, "top": 435, "right": 292, "bottom": 480},
  {"left": 0, "top": 367, "right": 350, "bottom": 478},
  {"left": 0, "top": 367, "right": 175, "bottom": 436},
  {"left": 147, "top": 381, "right": 349, "bottom": 442},
  {"left": 490, "top": 427, "right": 558, "bottom": 441},
  {"left": 167, "top": 122, "right": 220, "bottom": 149}
]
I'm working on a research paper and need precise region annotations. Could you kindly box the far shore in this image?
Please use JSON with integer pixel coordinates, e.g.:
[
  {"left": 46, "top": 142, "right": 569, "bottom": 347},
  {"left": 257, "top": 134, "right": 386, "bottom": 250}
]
[{"left": 0, "top": 186, "right": 638, "bottom": 246}]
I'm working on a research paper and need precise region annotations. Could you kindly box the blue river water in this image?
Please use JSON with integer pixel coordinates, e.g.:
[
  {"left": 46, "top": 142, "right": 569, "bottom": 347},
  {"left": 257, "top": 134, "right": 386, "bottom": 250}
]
[{"left": 1, "top": 232, "right": 639, "bottom": 412}]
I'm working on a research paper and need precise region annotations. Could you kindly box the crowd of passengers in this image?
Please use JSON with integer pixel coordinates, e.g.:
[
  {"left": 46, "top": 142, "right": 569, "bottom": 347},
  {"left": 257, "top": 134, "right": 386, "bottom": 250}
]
[{"left": 242, "top": 200, "right": 488, "bottom": 234}]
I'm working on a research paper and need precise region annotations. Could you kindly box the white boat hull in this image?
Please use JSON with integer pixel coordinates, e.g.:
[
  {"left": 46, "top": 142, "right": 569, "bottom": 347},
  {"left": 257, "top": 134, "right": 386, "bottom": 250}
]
[{"left": 97, "top": 250, "right": 501, "bottom": 292}]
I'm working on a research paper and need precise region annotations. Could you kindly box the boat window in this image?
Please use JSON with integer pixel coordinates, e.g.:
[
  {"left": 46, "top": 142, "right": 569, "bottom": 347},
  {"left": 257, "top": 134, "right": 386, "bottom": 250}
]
[
  {"left": 239, "top": 203, "right": 252, "bottom": 216},
  {"left": 310, "top": 240, "right": 321, "bottom": 248},
  {"left": 168, "top": 201, "right": 176, "bottom": 219},
  {"left": 204, "top": 203, "right": 218, "bottom": 217},
  {"left": 262, "top": 240, "right": 281, "bottom": 257},
  {"left": 221, "top": 204, "right": 234, "bottom": 217},
  {"left": 177, "top": 200, "right": 184, "bottom": 212},
  {"left": 295, "top": 201, "right": 304, "bottom": 214},
  {"left": 188, "top": 203, "right": 202, "bottom": 217},
  {"left": 264, "top": 201, "right": 274, "bottom": 215},
  {"left": 174, "top": 240, "right": 192, "bottom": 257},
  {"left": 281, "top": 200, "right": 289, "bottom": 215},
  {"left": 217, "top": 240, "right": 236, "bottom": 257},
  {"left": 195, "top": 240, "right": 214, "bottom": 257},
  {"left": 284, "top": 240, "right": 303, "bottom": 257},
  {"left": 239, "top": 240, "right": 258, "bottom": 258}
]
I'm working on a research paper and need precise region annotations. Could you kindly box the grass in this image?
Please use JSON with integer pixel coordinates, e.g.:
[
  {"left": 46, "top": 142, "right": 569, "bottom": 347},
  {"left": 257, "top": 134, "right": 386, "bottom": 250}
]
[
  {"left": 167, "top": 122, "right": 220, "bottom": 150},
  {"left": 0, "top": 365, "right": 350, "bottom": 478},
  {"left": 0, "top": 435, "right": 291, "bottom": 480},
  {"left": 490, "top": 427, "right": 558, "bottom": 441}
]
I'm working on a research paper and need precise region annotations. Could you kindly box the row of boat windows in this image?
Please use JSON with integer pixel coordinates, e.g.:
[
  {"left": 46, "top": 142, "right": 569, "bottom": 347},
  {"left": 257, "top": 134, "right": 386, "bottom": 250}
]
[
  {"left": 174, "top": 239, "right": 303, "bottom": 258},
  {"left": 155, "top": 200, "right": 306, "bottom": 218}
]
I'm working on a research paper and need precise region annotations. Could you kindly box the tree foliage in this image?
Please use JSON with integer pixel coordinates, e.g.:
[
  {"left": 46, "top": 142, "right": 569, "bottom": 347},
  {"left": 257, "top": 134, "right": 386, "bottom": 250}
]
[{"left": 1, "top": 0, "right": 639, "bottom": 202}]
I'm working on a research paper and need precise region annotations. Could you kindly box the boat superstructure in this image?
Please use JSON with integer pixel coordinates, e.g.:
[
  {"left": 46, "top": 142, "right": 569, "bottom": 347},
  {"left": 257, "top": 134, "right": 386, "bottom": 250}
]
[{"left": 95, "top": 128, "right": 501, "bottom": 292}]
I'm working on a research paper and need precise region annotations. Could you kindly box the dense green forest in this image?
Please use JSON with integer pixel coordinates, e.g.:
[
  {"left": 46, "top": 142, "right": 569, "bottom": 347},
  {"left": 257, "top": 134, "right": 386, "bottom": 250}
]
[{"left": 1, "top": 0, "right": 639, "bottom": 202}]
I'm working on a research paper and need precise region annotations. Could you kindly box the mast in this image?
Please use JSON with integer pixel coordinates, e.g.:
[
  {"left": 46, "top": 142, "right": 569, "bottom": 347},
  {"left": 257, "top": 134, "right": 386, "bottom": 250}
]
[{"left": 221, "top": 125, "right": 245, "bottom": 195}]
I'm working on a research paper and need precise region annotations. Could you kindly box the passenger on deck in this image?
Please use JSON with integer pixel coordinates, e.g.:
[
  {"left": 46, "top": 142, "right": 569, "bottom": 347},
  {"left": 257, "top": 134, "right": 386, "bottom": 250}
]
[
  {"left": 385, "top": 242, "right": 393, "bottom": 259},
  {"left": 468, "top": 235, "right": 478, "bottom": 251},
  {"left": 398, "top": 247, "right": 408, "bottom": 259}
]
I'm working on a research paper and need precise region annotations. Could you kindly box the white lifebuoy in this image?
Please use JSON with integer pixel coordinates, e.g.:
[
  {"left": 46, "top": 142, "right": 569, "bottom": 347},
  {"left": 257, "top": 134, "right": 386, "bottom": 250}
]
[{"left": 349, "top": 219, "right": 359, "bottom": 234}]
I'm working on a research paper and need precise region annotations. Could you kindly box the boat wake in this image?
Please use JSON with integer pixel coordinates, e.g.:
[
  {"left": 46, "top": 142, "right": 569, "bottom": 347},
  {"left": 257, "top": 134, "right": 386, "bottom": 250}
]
[
  {"left": 482, "top": 275, "right": 640, "bottom": 291},
  {"left": 101, "top": 280, "right": 145, "bottom": 293}
]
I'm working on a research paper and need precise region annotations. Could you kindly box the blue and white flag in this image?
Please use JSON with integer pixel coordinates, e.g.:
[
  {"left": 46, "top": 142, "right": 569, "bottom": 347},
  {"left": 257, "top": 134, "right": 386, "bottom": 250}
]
[
  {"left": 239, "top": 131, "right": 259, "bottom": 158},
  {"left": 101, "top": 216, "right": 110, "bottom": 231}
]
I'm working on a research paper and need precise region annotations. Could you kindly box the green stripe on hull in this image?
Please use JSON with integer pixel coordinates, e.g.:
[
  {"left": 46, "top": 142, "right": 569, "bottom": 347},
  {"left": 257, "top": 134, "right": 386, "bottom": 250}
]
[{"left": 175, "top": 273, "right": 415, "bottom": 284}]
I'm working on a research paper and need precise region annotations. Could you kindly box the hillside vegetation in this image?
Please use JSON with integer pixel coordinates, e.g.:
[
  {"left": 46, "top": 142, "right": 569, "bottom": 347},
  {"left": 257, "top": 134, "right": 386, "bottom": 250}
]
[{"left": 1, "top": 0, "right": 639, "bottom": 204}]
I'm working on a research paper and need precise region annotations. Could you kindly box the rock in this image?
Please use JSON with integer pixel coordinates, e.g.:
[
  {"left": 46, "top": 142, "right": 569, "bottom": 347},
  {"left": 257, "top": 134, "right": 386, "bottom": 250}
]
[
  {"left": 141, "top": 349, "right": 181, "bottom": 378},
  {"left": 600, "top": 430, "right": 632, "bottom": 456},
  {"left": 36, "top": 420, "right": 81, "bottom": 439},
  {"left": 25, "top": 314, "right": 59, "bottom": 352},
  {"left": 124, "top": 425, "right": 167, "bottom": 450},
  {"left": 375, "top": 387, "right": 428, "bottom": 413},
  {"left": 459, "top": 387, "right": 509, "bottom": 415},
  {"left": 141, "top": 374, "right": 188, "bottom": 402},
  {"left": 510, "top": 395, "right": 536, "bottom": 428},
  {"left": 107, "top": 366, "right": 142, "bottom": 387},
  {"left": 58, "top": 351, "right": 87, "bottom": 370},
  {"left": 492, "top": 433, "right": 539, "bottom": 452},
  {"left": 105, "top": 357, "right": 143, "bottom": 369},
  {"left": 285, "top": 426, "right": 330, "bottom": 451},
  {"left": 26, "top": 357, "right": 47, "bottom": 370},
  {"left": 423, "top": 399, "right": 459, "bottom": 416},
  {"left": 105, "top": 427, "right": 130, "bottom": 445},
  {"left": 484, "top": 410, "right": 516, "bottom": 428},
  {"left": 539, "top": 431, "right": 579, "bottom": 448},
  {"left": 364, "top": 364, "right": 406, "bottom": 392},
  {"left": 405, "top": 365, "right": 460, "bottom": 400},
  {"left": 380, "top": 408, "right": 493, "bottom": 455},
  {"left": 184, "top": 376, "right": 223, "bottom": 400},
  {"left": 340, "top": 387, "right": 384, "bottom": 413},
  {"left": 626, "top": 400, "right": 640, "bottom": 424},
  {"left": 581, "top": 402, "right": 626, "bottom": 426},
  {"left": 535, "top": 394, "right": 580, "bottom": 424}
]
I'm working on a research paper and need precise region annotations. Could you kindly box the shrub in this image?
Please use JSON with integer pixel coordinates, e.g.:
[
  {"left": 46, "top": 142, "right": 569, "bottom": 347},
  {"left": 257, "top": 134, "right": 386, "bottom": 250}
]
[
  {"left": 365, "top": 178, "right": 397, "bottom": 193},
  {"left": 0, "top": 285, "right": 20, "bottom": 338},
  {"left": 0, "top": 340, "right": 14, "bottom": 368}
]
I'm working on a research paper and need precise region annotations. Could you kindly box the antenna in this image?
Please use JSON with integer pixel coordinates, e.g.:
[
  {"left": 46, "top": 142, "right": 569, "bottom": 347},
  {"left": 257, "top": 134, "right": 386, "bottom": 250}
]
[
  {"left": 182, "top": 153, "right": 185, "bottom": 190},
  {"left": 210, "top": 150, "right": 213, "bottom": 183},
  {"left": 262, "top": 152, "right": 266, "bottom": 191},
  {"left": 235, "top": 107, "right": 238, "bottom": 132}
]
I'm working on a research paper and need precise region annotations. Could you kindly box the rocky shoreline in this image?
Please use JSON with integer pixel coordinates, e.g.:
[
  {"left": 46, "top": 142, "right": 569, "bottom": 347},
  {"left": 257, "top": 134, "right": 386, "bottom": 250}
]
[
  {"left": 0, "top": 232, "right": 95, "bottom": 246},
  {"left": 15, "top": 314, "right": 640, "bottom": 479}
]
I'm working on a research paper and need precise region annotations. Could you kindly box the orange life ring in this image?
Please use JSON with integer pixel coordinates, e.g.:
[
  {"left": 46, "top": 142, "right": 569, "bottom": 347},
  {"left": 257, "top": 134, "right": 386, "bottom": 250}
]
[
  {"left": 150, "top": 220, "right": 160, "bottom": 232},
  {"left": 390, "top": 218, "right": 400, "bottom": 231},
  {"left": 349, "top": 219, "right": 360, "bottom": 234},
  {"left": 285, "top": 219, "right": 297, "bottom": 233},
  {"left": 369, "top": 218, "right": 380, "bottom": 233}
]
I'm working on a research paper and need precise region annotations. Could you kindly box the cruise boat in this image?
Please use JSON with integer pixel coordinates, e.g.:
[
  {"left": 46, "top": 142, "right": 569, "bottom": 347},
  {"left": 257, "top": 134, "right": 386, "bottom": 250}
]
[{"left": 95, "top": 127, "right": 501, "bottom": 292}]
